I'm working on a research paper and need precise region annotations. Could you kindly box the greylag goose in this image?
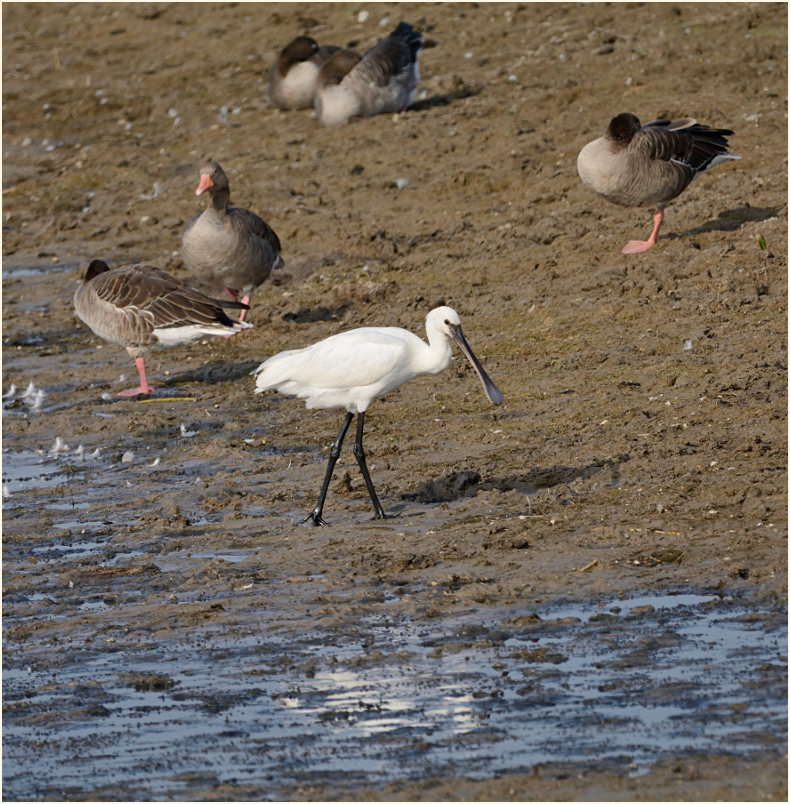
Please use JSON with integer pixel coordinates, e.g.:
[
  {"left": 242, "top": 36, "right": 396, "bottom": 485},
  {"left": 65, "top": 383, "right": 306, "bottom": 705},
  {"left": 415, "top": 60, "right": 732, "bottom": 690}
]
[
  {"left": 314, "top": 22, "right": 423, "bottom": 126},
  {"left": 181, "top": 160, "right": 282, "bottom": 320},
  {"left": 266, "top": 35, "right": 340, "bottom": 110},
  {"left": 253, "top": 306, "right": 503, "bottom": 524},
  {"left": 577, "top": 113, "right": 740, "bottom": 254},
  {"left": 74, "top": 259, "right": 251, "bottom": 397}
]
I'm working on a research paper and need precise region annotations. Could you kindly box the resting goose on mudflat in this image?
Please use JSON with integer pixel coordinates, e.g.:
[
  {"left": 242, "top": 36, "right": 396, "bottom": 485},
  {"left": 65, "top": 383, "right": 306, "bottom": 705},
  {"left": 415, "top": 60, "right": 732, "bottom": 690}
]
[
  {"left": 182, "top": 160, "right": 282, "bottom": 321},
  {"left": 266, "top": 35, "right": 341, "bottom": 110},
  {"left": 314, "top": 22, "right": 423, "bottom": 126},
  {"left": 577, "top": 113, "right": 740, "bottom": 254},
  {"left": 74, "top": 260, "right": 251, "bottom": 397}
]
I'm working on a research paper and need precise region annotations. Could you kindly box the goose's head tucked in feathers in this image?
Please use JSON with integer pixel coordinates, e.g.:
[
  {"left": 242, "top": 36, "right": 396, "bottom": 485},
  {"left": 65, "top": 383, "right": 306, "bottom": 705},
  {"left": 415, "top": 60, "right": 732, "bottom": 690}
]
[
  {"left": 277, "top": 36, "right": 320, "bottom": 74},
  {"left": 84, "top": 258, "right": 112, "bottom": 282},
  {"left": 266, "top": 35, "right": 342, "bottom": 109},
  {"left": 606, "top": 113, "right": 642, "bottom": 147}
]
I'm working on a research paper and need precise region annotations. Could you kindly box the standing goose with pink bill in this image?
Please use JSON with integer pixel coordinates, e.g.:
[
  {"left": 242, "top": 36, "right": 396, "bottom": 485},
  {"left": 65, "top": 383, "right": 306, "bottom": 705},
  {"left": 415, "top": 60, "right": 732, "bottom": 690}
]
[
  {"left": 182, "top": 160, "right": 283, "bottom": 322},
  {"left": 253, "top": 307, "right": 504, "bottom": 524}
]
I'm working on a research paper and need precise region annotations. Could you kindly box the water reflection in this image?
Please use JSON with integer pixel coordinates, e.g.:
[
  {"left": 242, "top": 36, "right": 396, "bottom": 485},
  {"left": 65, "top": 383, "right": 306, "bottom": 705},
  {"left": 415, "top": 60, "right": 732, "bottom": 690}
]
[{"left": 2, "top": 592, "right": 785, "bottom": 799}]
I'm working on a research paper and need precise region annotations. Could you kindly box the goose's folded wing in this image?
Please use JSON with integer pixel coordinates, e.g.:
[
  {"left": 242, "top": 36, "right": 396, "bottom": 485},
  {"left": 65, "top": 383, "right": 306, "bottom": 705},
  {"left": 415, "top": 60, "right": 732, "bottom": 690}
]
[
  {"left": 97, "top": 265, "right": 233, "bottom": 328},
  {"left": 89, "top": 264, "right": 174, "bottom": 309},
  {"left": 636, "top": 124, "right": 734, "bottom": 174},
  {"left": 357, "top": 41, "right": 413, "bottom": 87},
  {"left": 230, "top": 207, "right": 282, "bottom": 253},
  {"left": 145, "top": 289, "right": 235, "bottom": 329}
]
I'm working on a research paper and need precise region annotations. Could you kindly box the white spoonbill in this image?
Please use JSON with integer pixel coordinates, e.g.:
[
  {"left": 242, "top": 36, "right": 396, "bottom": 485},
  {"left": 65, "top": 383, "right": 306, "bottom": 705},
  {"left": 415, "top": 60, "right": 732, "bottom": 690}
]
[
  {"left": 74, "top": 259, "right": 251, "bottom": 397},
  {"left": 253, "top": 306, "right": 504, "bottom": 524},
  {"left": 577, "top": 113, "right": 739, "bottom": 254}
]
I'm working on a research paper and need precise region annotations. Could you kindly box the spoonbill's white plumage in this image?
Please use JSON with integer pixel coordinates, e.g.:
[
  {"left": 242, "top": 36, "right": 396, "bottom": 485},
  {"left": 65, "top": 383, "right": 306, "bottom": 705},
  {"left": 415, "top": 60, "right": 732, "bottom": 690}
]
[
  {"left": 253, "top": 306, "right": 503, "bottom": 524},
  {"left": 577, "top": 113, "right": 740, "bottom": 254},
  {"left": 74, "top": 259, "right": 251, "bottom": 397}
]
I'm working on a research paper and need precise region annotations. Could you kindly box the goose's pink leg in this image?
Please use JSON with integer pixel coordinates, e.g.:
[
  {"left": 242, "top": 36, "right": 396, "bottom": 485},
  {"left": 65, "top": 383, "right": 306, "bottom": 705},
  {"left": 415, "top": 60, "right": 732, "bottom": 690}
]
[
  {"left": 221, "top": 286, "right": 246, "bottom": 335},
  {"left": 622, "top": 208, "right": 664, "bottom": 255},
  {"left": 118, "top": 356, "right": 155, "bottom": 397},
  {"left": 238, "top": 294, "right": 251, "bottom": 323}
]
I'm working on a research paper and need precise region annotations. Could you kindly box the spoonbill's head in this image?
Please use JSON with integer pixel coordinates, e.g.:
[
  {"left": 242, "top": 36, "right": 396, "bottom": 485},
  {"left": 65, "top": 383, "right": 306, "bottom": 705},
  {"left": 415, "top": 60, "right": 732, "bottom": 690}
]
[
  {"left": 426, "top": 307, "right": 504, "bottom": 406},
  {"left": 425, "top": 306, "right": 461, "bottom": 335}
]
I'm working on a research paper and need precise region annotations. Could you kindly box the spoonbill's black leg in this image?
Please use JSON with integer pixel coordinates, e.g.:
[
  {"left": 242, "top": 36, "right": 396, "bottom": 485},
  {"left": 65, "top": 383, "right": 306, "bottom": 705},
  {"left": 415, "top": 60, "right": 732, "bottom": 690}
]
[
  {"left": 304, "top": 411, "right": 353, "bottom": 526},
  {"left": 352, "top": 412, "right": 389, "bottom": 519}
]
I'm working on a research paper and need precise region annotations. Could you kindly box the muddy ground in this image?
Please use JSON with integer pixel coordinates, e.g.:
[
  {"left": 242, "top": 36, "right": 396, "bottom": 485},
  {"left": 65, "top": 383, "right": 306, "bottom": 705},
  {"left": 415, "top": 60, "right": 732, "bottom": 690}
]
[{"left": 2, "top": 2, "right": 788, "bottom": 801}]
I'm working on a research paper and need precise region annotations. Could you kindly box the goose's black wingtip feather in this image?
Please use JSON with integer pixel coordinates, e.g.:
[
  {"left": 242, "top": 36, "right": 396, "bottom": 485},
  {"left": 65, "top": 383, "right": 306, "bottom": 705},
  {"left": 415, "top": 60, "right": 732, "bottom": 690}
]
[{"left": 389, "top": 21, "right": 423, "bottom": 58}]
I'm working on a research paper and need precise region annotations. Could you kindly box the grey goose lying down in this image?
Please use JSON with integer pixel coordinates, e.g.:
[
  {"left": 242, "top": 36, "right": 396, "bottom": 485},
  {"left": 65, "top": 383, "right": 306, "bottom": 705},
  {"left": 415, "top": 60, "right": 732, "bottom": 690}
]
[
  {"left": 314, "top": 22, "right": 423, "bottom": 126},
  {"left": 266, "top": 35, "right": 341, "bottom": 110}
]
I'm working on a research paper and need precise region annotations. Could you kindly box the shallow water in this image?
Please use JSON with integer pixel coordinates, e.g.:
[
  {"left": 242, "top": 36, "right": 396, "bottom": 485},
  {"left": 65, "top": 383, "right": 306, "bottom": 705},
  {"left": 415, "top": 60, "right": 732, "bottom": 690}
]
[
  {"left": 2, "top": 450, "right": 69, "bottom": 491},
  {"left": 2, "top": 586, "right": 786, "bottom": 800},
  {"left": 2, "top": 260, "right": 81, "bottom": 279}
]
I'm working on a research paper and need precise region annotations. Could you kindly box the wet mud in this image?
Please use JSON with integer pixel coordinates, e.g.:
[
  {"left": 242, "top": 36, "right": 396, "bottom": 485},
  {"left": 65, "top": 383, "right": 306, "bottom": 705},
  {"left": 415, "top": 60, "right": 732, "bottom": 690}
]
[{"left": 3, "top": 2, "right": 788, "bottom": 801}]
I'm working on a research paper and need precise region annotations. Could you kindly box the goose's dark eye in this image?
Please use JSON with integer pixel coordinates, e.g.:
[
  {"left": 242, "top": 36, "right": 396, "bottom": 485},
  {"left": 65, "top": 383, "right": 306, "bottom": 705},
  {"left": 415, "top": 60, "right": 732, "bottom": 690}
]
[{"left": 444, "top": 319, "right": 450, "bottom": 325}]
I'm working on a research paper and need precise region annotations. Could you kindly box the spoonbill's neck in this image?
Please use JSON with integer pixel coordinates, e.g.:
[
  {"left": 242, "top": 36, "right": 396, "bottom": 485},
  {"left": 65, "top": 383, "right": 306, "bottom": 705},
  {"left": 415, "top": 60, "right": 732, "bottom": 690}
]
[{"left": 420, "top": 329, "right": 454, "bottom": 374}]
